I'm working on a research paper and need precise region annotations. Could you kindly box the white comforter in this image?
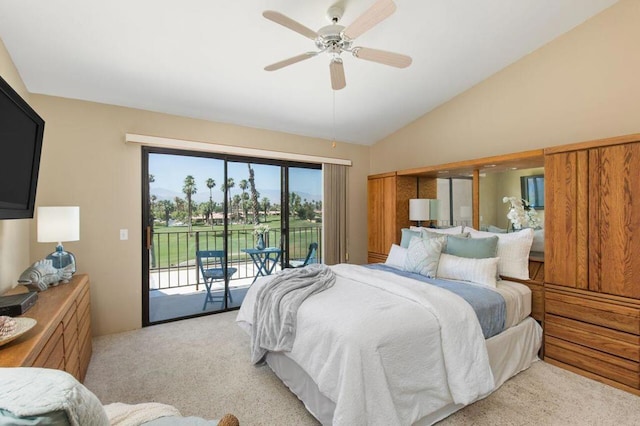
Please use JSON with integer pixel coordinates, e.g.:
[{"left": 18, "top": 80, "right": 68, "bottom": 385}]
[{"left": 237, "top": 264, "right": 495, "bottom": 425}]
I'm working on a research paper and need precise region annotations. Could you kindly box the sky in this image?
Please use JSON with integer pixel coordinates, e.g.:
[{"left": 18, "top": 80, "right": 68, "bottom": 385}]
[{"left": 149, "top": 153, "right": 322, "bottom": 204}]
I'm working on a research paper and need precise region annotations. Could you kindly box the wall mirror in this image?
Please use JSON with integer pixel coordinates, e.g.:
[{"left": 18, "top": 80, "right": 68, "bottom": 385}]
[{"left": 479, "top": 167, "right": 545, "bottom": 232}]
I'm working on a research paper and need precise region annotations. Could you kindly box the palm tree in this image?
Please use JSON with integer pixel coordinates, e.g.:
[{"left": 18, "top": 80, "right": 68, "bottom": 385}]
[
  {"left": 206, "top": 178, "right": 216, "bottom": 228},
  {"left": 182, "top": 175, "right": 197, "bottom": 233},
  {"left": 247, "top": 164, "right": 261, "bottom": 224},
  {"left": 157, "top": 199, "right": 175, "bottom": 226},
  {"left": 232, "top": 194, "right": 242, "bottom": 222},
  {"left": 261, "top": 197, "right": 271, "bottom": 222},
  {"left": 226, "top": 177, "right": 235, "bottom": 220},
  {"left": 239, "top": 179, "right": 248, "bottom": 223},
  {"left": 241, "top": 192, "right": 250, "bottom": 224}
]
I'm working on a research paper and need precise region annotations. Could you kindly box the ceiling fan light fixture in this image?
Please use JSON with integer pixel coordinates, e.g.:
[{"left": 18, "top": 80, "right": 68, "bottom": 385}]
[{"left": 262, "top": 0, "right": 411, "bottom": 90}]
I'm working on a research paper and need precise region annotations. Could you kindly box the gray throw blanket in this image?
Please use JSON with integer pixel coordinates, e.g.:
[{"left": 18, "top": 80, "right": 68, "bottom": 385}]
[{"left": 251, "top": 264, "right": 336, "bottom": 364}]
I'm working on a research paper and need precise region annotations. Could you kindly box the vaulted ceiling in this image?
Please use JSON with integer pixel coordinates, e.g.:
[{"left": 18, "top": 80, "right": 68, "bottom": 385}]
[{"left": 0, "top": 0, "right": 618, "bottom": 145}]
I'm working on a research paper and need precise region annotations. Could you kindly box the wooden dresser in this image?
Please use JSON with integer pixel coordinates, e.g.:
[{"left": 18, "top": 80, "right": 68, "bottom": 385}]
[
  {"left": 544, "top": 135, "right": 640, "bottom": 396},
  {"left": 0, "top": 274, "right": 92, "bottom": 382}
]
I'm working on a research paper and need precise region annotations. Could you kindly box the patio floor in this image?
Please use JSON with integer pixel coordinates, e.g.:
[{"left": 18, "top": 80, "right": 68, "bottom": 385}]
[{"left": 148, "top": 262, "right": 277, "bottom": 323}]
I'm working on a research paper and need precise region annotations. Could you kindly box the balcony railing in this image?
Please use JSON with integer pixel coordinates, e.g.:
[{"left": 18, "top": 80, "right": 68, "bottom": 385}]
[{"left": 149, "top": 226, "right": 321, "bottom": 290}]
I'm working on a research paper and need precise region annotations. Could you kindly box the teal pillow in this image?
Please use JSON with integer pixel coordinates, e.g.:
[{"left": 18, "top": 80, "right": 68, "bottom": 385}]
[
  {"left": 444, "top": 235, "right": 498, "bottom": 259},
  {"left": 400, "top": 228, "right": 421, "bottom": 248}
]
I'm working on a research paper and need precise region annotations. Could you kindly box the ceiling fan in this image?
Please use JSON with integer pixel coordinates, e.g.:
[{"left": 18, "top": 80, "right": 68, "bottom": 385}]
[{"left": 263, "top": 0, "right": 412, "bottom": 90}]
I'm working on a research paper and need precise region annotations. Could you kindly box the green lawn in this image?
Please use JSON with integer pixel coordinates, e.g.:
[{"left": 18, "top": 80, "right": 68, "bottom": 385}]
[{"left": 150, "top": 215, "right": 321, "bottom": 268}]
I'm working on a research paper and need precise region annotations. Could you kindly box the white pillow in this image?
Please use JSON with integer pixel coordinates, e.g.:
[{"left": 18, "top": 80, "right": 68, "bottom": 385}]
[
  {"left": 531, "top": 229, "right": 544, "bottom": 252},
  {"left": 404, "top": 236, "right": 445, "bottom": 278},
  {"left": 437, "top": 253, "right": 499, "bottom": 288},
  {"left": 466, "top": 228, "right": 534, "bottom": 280},
  {"left": 385, "top": 244, "right": 407, "bottom": 269},
  {"left": 410, "top": 225, "right": 463, "bottom": 235}
]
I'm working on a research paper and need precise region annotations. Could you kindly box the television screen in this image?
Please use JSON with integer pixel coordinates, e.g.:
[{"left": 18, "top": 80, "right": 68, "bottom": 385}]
[{"left": 0, "top": 75, "right": 44, "bottom": 219}]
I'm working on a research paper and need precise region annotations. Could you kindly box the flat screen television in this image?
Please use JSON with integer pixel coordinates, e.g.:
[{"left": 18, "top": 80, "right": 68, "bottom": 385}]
[{"left": 0, "top": 74, "right": 44, "bottom": 219}]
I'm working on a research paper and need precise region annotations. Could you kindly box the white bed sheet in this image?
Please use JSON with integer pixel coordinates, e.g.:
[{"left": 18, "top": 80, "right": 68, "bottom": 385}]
[{"left": 266, "top": 316, "right": 542, "bottom": 426}]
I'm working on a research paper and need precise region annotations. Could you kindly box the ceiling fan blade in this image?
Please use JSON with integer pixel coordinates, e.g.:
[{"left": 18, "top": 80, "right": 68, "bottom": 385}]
[
  {"left": 263, "top": 10, "right": 318, "bottom": 40},
  {"left": 265, "top": 52, "right": 318, "bottom": 71},
  {"left": 352, "top": 47, "right": 412, "bottom": 68},
  {"left": 330, "top": 58, "right": 346, "bottom": 90},
  {"left": 343, "top": 0, "right": 396, "bottom": 40}
]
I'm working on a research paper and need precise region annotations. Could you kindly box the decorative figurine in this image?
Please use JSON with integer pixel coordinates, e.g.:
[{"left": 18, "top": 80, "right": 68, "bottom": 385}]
[{"left": 17, "top": 259, "right": 74, "bottom": 291}]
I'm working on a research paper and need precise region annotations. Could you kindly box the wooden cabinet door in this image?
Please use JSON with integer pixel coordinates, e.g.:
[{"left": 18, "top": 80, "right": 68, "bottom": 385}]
[
  {"left": 368, "top": 177, "right": 389, "bottom": 254},
  {"left": 545, "top": 151, "right": 589, "bottom": 288},
  {"left": 590, "top": 143, "right": 640, "bottom": 299}
]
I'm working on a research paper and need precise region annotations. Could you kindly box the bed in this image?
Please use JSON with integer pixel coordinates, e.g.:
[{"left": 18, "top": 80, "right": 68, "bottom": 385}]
[{"left": 237, "top": 260, "right": 542, "bottom": 426}]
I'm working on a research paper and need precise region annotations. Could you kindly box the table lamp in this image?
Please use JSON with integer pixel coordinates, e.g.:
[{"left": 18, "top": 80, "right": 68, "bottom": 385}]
[
  {"left": 37, "top": 206, "right": 80, "bottom": 274},
  {"left": 409, "top": 199, "right": 431, "bottom": 227}
]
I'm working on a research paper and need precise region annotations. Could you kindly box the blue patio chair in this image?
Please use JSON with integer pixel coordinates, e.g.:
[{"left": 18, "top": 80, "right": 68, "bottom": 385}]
[
  {"left": 196, "top": 250, "right": 238, "bottom": 310},
  {"left": 287, "top": 242, "right": 318, "bottom": 268}
]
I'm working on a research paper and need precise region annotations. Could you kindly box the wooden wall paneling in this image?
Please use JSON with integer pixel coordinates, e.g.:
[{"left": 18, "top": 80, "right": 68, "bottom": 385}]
[
  {"left": 576, "top": 150, "right": 589, "bottom": 290},
  {"left": 596, "top": 143, "right": 640, "bottom": 299},
  {"left": 545, "top": 152, "right": 580, "bottom": 288},
  {"left": 417, "top": 177, "right": 436, "bottom": 199},
  {"left": 588, "top": 148, "right": 602, "bottom": 293},
  {"left": 367, "top": 178, "right": 384, "bottom": 254},
  {"left": 381, "top": 176, "right": 400, "bottom": 253}
]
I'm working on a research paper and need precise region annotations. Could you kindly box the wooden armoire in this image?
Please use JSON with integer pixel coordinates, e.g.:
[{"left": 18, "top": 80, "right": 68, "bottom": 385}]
[
  {"left": 544, "top": 134, "right": 640, "bottom": 395},
  {"left": 367, "top": 172, "right": 436, "bottom": 264}
]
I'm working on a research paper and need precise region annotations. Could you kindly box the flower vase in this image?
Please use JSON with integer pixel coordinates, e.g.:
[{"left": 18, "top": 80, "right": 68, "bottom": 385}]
[{"left": 256, "top": 234, "right": 265, "bottom": 250}]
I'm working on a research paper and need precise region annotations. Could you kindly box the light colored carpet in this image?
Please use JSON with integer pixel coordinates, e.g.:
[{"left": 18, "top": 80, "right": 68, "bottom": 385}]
[{"left": 85, "top": 311, "right": 640, "bottom": 425}]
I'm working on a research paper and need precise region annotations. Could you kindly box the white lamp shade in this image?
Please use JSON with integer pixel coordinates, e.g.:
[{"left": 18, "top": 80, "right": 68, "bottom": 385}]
[
  {"left": 37, "top": 206, "right": 80, "bottom": 243},
  {"left": 409, "top": 199, "right": 431, "bottom": 221}
]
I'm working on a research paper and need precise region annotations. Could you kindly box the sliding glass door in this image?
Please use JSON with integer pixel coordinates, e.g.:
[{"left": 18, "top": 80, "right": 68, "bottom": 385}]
[{"left": 142, "top": 147, "right": 322, "bottom": 326}]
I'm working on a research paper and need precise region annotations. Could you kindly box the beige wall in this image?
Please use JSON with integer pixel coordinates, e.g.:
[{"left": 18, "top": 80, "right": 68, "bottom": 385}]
[
  {"left": 0, "top": 39, "right": 32, "bottom": 296},
  {"left": 28, "top": 95, "right": 370, "bottom": 336},
  {"left": 371, "top": 0, "right": 640, "bottom": 173}
]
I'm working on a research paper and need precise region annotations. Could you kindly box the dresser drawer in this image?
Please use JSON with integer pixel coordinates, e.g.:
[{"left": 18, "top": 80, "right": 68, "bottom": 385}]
[
  {"left": 65, "top": 338, "right": 80, "bottom": 379},
  {"left": 32, "top": 323, "right": 64, "bottom": 369},
  {"left": 546, "top": 290, "right": 640, "bottom": 334},
  {"left": 546, "top": 314, "right": 640, "bottom": 361},
  {"left": 546, "top": 335, "right": 639, "bottom": 389}
]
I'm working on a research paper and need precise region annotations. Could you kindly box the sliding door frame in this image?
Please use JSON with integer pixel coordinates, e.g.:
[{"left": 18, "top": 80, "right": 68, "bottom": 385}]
[{"left": 141, "top": 146, "right": 321, "bottom": 326}]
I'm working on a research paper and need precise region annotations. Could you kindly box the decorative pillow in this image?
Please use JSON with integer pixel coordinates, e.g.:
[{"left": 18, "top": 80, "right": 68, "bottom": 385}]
[
  {"left": 421, "top": 228, "right": 470, "bottom": 240},
  {"left": 410, "top": 225, "right": 464, "bottom": 235},
  {"left": 531, "top": 229, "right": 545, "bottom": 253},
  {"left": 404, "top": 236, "right": 446, "bottom": 278},
  {"left": 466, "top": 228, "right": 534, "bottom": 279},
  {"left": 400, "top": 228, "right": 421, "bottom": 248},
  {"left": 487, "top": 225, "right": 507, "bottom": 234},
  {"left": 437, "top": 253, "right": 499, "bottom": 288},
  {"left": 385, "top": 244, "right": 407, "bottom": 269},
  {"left": 444, "top": 235, "right": 498, "bottom": 259}
]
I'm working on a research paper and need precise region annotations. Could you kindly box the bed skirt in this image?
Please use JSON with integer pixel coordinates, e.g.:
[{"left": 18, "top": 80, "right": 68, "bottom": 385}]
[{"left": 266, "top": 316, "right": 542, "bottom": 425}]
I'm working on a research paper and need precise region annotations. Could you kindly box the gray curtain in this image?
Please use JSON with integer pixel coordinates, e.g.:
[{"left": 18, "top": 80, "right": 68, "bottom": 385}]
[{"left": 323, "top": 163, "right": 348, "bottom": 265}]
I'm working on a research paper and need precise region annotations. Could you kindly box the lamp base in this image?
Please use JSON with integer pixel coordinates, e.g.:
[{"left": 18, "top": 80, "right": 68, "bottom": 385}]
[{"left": 45, "top": 245, "right": 76, "bottom": 274}]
